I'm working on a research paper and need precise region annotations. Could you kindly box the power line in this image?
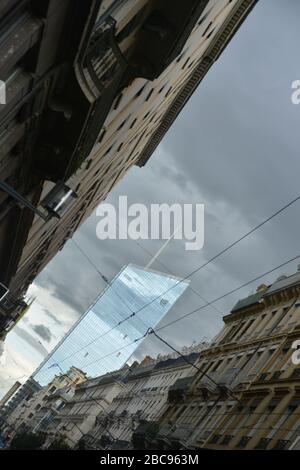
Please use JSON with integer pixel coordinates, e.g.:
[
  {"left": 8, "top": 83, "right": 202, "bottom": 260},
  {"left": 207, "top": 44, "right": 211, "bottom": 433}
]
[
  {"left": 155, "top": 252, "right": 300, "bottom": 333},
  {"left": 37, "top": 235, "right": 210, "bottom": 379},
  {"left": 8, "top": 189, "right": 300, "bottom": 445},
  {"left": 148, "top": 328, "right": 240, "bottom": 402},
  {"left": 114, "top": 222, "right": 222, "bottom": 316},
  {"left": 38, "top": 251, "right": 300, "bottom": 375},
  {"left": 68, "top": 192, "right": 300, "bottom": 348}
]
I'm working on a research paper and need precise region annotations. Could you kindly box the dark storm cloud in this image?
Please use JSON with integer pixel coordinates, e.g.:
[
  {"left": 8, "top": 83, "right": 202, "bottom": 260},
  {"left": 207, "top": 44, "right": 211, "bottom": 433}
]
[
  {"left": 42, "top": 308, "right": 63, "bottom": 326},
  {"left": 14, "top": 326, "right": 49, "bottom": 357},
  {"left": 31, "top": 324, "right": 53, "bottom": 343},
  {"left": 35, "top": 242, "right": 106, "bottom": 315},
  {"left": 32, "top": 0, "right": 300, "bottom": 358}
]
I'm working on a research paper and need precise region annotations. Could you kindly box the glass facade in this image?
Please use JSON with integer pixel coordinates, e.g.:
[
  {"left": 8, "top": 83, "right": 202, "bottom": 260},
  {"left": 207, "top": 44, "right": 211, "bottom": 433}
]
[{"left": 33, "top": 264, "right": 189, "bottom": 386}]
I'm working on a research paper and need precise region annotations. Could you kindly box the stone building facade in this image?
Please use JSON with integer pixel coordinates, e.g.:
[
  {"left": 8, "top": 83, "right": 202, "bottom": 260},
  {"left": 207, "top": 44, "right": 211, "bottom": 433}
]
[
  {"left": 145, "top": 268, "right": 300, "bottom": 450},
  {"left": 0, "top": 0, "right": 257, "bottom": 335}
]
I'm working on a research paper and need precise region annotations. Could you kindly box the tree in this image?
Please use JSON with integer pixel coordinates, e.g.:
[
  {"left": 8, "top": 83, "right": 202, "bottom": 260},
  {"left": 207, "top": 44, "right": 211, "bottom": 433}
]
[
  {"left": 9, "top": 431, "right": 46, "bottom": 450},
  {"left": 48, "top": 437, "right": 71, "bottom": 450}
]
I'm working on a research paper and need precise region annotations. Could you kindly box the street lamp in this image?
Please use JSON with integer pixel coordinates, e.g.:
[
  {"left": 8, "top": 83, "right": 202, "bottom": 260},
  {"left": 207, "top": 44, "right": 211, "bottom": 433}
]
[
  {"left": 0, "top": 283, "right": 8, "bottom": 302},
  {"left": 41, "top": 182, "right": 77, "bottom": 218}
]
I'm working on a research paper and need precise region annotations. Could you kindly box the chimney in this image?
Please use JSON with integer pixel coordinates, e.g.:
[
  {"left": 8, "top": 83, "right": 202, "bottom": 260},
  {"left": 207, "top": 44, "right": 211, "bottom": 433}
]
[{"left": 256, "top": 284, "right": 268, "bottom": 293}]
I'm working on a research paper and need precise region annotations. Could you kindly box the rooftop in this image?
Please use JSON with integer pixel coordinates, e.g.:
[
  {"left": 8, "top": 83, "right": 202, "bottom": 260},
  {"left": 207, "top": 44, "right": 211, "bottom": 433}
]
[
  {"left": 264, "top": 271, "right": 300, "bottom": 296},
  {"left": 231, "top": 268, "right": 300, "bottom": 313},
  {"left": 231, "top": 290, "right": 265, "bottom": 313}
]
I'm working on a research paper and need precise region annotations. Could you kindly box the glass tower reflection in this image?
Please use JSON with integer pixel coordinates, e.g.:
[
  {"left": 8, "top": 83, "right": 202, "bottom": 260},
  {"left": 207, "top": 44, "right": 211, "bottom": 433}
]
[{"left": 33, "top": 264, "right": 189, "bottom": 385}]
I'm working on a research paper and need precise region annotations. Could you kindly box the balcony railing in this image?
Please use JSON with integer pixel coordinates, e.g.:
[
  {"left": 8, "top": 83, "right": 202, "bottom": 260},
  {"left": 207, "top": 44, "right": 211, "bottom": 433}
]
[{"left": 237, "top": 435, "right": 252, "bottom": 448}]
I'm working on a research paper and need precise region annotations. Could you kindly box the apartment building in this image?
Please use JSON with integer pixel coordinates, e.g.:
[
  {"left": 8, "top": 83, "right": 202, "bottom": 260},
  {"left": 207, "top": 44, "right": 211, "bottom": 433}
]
[
  {"left": 4, "top": 367, "right": 86, "bottom": 436},
  {"left": 0, "top": 0, "right": 258, "bottom": 336},
  {"left": 51, "top": 369, "right": 126, "bottom": 447},
  {"left": 7, "top": 266, "right": 300, "bottom": 451},
  {"left": 86, "top": 352, "right": 201, "bottom": 449},
  {"left": 0, "top": 377, "right": 42, "bottom": 430},
  {"left": 140, "top": 267, "right": 300, "bottom": 450},
  {"left": 7, "top": 343, "right": 205, "bottom": 449}
]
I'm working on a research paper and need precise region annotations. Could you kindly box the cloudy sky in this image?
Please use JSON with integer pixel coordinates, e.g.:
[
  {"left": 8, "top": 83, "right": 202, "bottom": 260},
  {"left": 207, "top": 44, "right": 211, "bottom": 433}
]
[{"left": 1, "top": 0, "right": 300, "bottom": 397}]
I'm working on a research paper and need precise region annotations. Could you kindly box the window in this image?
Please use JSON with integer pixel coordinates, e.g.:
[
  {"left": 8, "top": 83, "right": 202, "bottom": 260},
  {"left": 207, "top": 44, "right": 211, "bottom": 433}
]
[
  {"left": 145, "top": 88, "right": 154, "bottom": 101},
  {"left": 113, "top": 93, "right": 123, "bottom": 110}
]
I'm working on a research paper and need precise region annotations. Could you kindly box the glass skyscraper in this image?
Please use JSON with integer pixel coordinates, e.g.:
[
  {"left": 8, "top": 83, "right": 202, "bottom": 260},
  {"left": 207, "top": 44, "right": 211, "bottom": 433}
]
[{"left": 33, "top": 264, "right": 189, "bottom": 386}]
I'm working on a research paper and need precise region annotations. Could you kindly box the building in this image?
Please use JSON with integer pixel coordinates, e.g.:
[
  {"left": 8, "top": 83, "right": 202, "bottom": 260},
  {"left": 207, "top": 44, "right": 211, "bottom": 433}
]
[
  {"left": 41, "top": 345, "right": 205, "bottom": 449},
  {"left": 51, "top": 368, "right": 127, "bottom": 447},
  {"left": 91, "top": 351, "right": 202, "bottom": 450},
  {"left": 32, "top": 264, "right": 189, "bottom": 386},
  {"left": 0, "top": 377, "right": 41, "bottom": 431},
  {"left": 0, "top": 381, "right": 21, "bottom": 407},
  {"left": 0, "top": 0, "right": 258, "bottom": 336},
  {"left": 1, "top": 342, "right": 206, "bottom": 448},
  {"left": 6, "top": 267, "right": 300, "bottom": 450},
  {"left": 138, "top": 267, "right": 300, "bottom": 450},
  {"left": 4, "top": 367, "right": 86, "bottom": 437}
]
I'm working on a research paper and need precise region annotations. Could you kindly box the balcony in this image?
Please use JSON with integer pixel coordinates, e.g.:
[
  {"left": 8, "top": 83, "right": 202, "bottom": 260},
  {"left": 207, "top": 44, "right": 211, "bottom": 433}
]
[
  {"left": 34, "top": 15, "right": 129, "bottom": 181},
  {"left": 269, "top": 370, "right": 282, "bottom": 381},
  {"left": 255, "top": 438, "right": 272, "bottom": 450},
  {"left": 257, "top": 373, "right": 269, "bottom": 383},
  {"left": 34, "top": 0, "right": 213, "bottom": 180},
  {"left": 55, "top": 413, "right": 85, "bottom": 423},
  {"left": 154, "top": 424, "right": 195, "bottom": 450},
  {"left": 291, "top": 368, "right": 300, "bottom": 379},
  {"left": 128, "top": 0, "right": 209, "bottom": 80},
  {"left": 170, "top": 424, "right": 194, "bottom": 443},
  {"left": 132, "top": 420, "right": 159, "bottom": 449},
  {"left": 237, "top": 436, "right": 252, "bottom": 448},
  {"left": 218, "top": 367, "right": 240, "bottom": 386},
  {"left": 208, "top": 434, "right": 222, "bottom": 445},
  {"left": 272, "top": 439, "right": 290, "bottom": 450},
  {"left": 168, "top": 376, "right": 194, "bottom": 403},
  {"left": 220, "top": 435, "right": 234, "bottom": 446}
]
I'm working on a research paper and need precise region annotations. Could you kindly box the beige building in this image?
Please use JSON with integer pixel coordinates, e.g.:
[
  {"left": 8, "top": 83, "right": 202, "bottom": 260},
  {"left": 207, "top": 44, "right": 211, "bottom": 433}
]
[
  {"left": 6, "top": 367, "right": 86, "bottom": 436},
  {"left": 140, "top": 267, "right": 300, "bottom": 450},
  {"left": 48, "top": 344, "right": 206, "bottom": 449},
  {"left": 6, "top": 268, "right": 300, "bottom": 450},
  {"left": 0, "top": 0, "right": 258, "bottom": 335},
  {"left": 51, "top": 369, "right": 126, "bottom": 447},
  {"left": 90, "top": 352, "right": 200, "bottom": 449},
  {"left": 9, "top": 260, "right": 300, "bottom": 452},
  {"left": 12, "top": 343, "right": 204, "bottom": 449},
  {"left": 0, "top": 381, "right": 21, "bottom": 407}
]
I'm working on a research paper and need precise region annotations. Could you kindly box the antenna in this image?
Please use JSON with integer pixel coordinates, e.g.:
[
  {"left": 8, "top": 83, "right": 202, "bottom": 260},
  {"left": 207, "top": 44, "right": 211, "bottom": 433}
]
[{"left": 145, "top": 226, "right": 181, "bottom": 270}]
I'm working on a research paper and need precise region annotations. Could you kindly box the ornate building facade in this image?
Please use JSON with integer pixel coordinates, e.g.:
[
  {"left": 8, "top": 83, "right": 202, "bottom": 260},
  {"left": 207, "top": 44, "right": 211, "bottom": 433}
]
[
  {"left": 0, "top": 0, "right": 257, "bottom": 336},
  {"left": 146, "top": 268, "right": 300, "bottom": 450}
]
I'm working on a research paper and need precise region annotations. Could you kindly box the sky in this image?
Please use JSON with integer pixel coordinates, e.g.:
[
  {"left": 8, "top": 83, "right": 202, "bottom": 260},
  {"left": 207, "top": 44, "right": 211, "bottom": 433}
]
[{"left": 1, "top": 0, "right": 300, "bottom": 398}]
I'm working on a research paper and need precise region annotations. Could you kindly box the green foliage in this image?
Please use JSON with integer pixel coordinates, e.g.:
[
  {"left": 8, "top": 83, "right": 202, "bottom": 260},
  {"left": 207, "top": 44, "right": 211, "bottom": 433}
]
[
  {"left": 48, "top": 437, "right": 71, "bottom": 450},
  {"left": 9, "top": 431, "right": 46, "bottom": 450}
]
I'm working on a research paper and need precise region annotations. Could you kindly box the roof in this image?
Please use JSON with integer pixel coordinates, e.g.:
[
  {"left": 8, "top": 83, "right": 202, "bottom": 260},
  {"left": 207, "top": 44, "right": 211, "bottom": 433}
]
[
  {"left": 265, "top": 272, "right": 300, "bottom": 296},
  {"left": 154, "top": 352, "right": 199, "bottom": 371},
  {"left": 230, "top": 270, "right": 300, "bottom": 314},
  {"left": 128, "top": 363, "right": 155, "bottom": 378},
  {"left": 231, "top": 290, "right": 265, "bottom": 313}
]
